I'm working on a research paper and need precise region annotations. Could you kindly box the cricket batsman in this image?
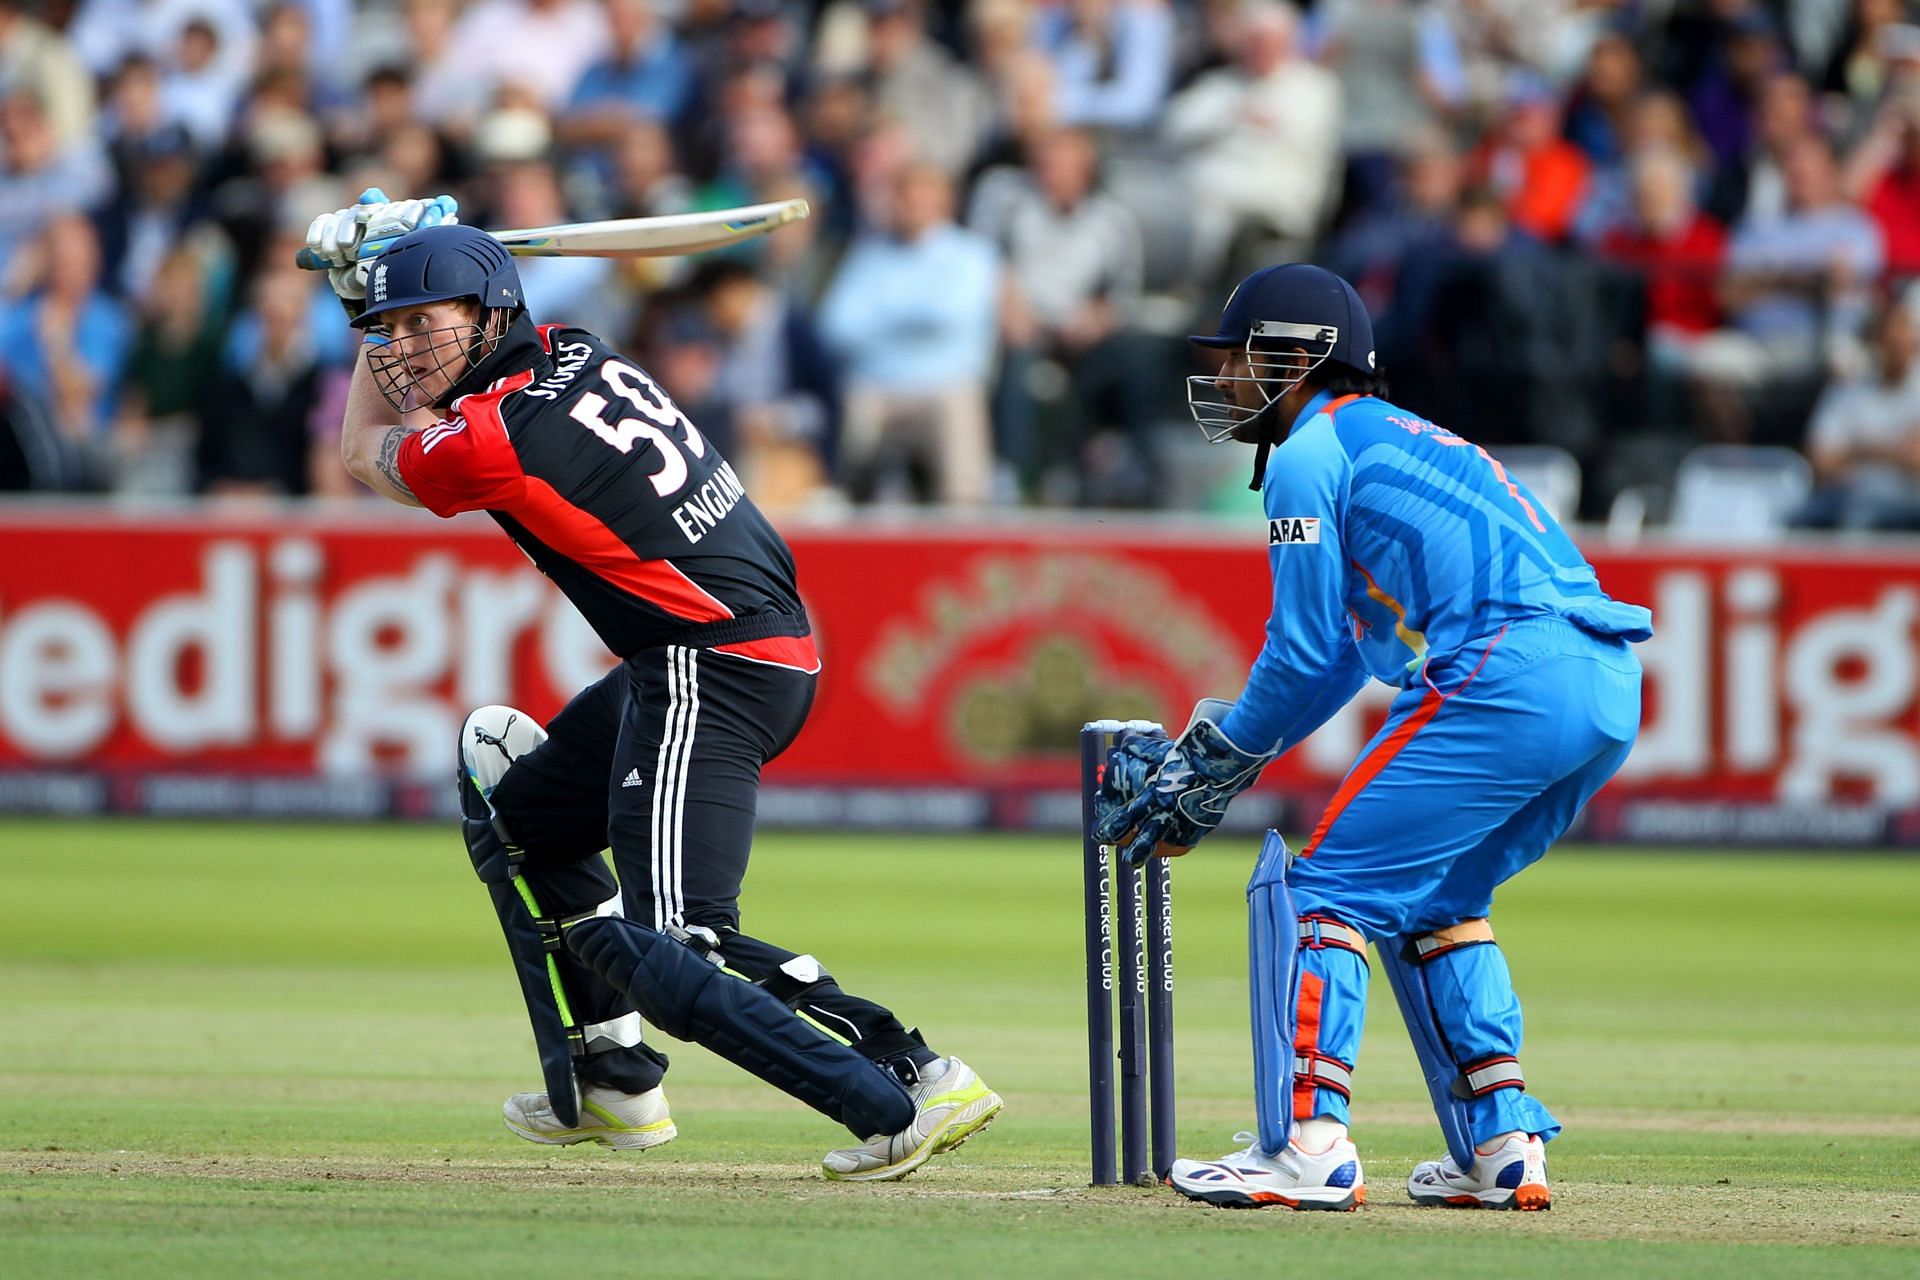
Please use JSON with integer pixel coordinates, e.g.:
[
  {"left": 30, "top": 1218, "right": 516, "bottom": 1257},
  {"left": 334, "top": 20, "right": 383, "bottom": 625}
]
[
  {"left": 1095, "top": 263, "right": 1651, "bottom": 1210},
  {"left": 303, "top": 191, "right": 1001, "bottom": 1181}
]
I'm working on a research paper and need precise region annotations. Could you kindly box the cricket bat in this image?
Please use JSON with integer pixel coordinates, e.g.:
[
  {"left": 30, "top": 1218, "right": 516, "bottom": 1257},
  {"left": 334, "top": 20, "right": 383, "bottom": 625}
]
[{"left": 294, "top": 198, "right": 810, "bottom": 270}]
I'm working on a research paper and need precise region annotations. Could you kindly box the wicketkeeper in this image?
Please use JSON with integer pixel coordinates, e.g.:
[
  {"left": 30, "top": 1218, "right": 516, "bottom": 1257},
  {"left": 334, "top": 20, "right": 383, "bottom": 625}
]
[
  {"left": 1096, "top": 263, "right": 1651, "bottom": 1210},
  {"left": 304, "top": 191, "right": 1001, "bottom": 1181}
]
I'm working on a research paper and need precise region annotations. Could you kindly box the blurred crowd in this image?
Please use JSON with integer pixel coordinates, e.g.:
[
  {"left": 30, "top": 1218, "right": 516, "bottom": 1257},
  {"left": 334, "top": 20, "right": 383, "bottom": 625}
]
[{"left": 3, "top": 0, "right": 1920, "bottom": 525}]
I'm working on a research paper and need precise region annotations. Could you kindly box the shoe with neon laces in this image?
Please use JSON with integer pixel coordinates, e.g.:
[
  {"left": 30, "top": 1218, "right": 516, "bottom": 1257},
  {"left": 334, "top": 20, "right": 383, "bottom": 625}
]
[
  {"left": 502, "top": 1082, "right": 677, "bottom": 1151},
  {"left": 1168, "top": 1131, "right": 1365, "bottom": 1210},
  {"left": 1407, "top": 1132, "right": 1551, "bottom": 1210},
  {"left": 820, "top": 1056, "right": 1003, "bottom": 1182}
]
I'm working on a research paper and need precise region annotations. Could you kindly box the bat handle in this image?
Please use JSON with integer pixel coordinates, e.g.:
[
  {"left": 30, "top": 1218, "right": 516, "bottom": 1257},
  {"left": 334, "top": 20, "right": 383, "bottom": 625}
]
[{"left": 294, "top": 247, "right": 328, "bottom": 271}]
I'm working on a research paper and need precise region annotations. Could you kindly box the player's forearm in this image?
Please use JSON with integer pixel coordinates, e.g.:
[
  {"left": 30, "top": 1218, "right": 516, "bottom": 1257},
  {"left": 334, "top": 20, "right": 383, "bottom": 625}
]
[{"left": 340, "top": 344, "right": 426, "bottom": 506}]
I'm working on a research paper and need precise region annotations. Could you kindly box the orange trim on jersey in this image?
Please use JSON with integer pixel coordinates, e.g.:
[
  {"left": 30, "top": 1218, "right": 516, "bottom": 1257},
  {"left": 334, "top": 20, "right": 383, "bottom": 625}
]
[
  {"left": 517, "top": 475, "right": 735, "bottom": 624},
  {"left": 1321, "top": 393, "right": 1363, "bottom": 419},
  {"left": 712, "top": 633, "right": 821, "bottom": 674},
  {"left": 1294, "top": 971, "right": 1326, "bottom": 1118},
  {"left": 1350, "top": 560, "right": 1429, "bottom": 663},
  {"left": 1300, "top": 686, "right": 1445, "bottom": 858}
]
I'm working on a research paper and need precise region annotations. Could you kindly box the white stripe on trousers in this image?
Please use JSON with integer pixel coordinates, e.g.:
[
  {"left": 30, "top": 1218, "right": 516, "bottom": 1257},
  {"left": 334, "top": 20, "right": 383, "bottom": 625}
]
[{"left": 650, "top": 646, "right": 700, "bottom": 930}]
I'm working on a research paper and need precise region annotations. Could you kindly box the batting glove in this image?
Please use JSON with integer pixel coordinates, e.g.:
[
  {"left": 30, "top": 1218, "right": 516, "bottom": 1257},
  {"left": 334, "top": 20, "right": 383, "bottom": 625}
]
[
  {"left": 304, "top": 187, "right": 459, "bottom": 317},
  {"left": 1092, "top": 700, "right": 1276, "bottom": 867}
]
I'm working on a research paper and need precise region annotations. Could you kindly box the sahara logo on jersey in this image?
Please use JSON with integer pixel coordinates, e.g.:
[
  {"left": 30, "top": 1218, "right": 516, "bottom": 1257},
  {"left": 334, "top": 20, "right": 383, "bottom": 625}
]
[{"left": 1269, "top": 517, "right": 1321, "bottom": 545}]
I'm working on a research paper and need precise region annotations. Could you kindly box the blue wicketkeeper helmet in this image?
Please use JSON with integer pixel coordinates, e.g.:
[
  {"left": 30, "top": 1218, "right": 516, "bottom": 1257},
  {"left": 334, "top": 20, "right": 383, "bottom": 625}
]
[
  {"left": 351, "top": 223, "right": 524, "bottom": 330},
  {"left": 1187, "top": 263, "right": 1377, "bottom": 445}
]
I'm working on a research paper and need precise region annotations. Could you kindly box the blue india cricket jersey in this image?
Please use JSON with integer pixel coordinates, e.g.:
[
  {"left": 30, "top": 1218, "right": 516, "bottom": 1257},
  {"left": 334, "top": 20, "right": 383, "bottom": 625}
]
[{"left": 1220, "top": 390, "right": 1653, "bottom": 756}]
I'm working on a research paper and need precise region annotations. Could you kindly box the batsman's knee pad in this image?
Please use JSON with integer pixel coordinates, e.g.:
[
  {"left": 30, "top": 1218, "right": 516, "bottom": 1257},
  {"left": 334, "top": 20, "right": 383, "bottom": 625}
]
[
  {"left": 459, "top": 704, "right": 547, "bottom": 879},
  {"left": 564, "top": 915, "right": 915, "bottom": 1139},
  {"left": 1379, "top": 920, "right": 1557, "bottom": 1166}
]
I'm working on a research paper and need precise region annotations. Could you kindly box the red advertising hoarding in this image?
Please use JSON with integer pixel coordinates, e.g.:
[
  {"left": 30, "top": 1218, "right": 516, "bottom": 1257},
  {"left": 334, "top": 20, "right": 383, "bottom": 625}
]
[{"left": 1, "top": 506, "right": 1915, "bottom": 843}]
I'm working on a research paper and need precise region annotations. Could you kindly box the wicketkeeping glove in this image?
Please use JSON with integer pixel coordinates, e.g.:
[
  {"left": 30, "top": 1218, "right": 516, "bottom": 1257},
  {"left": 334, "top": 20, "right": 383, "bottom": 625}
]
[
  {"left": 304, "top": 187, "right": 460, "bottom": 318},
  {"left": 1092, "top": 699, "right": 1277, "bottom": 867}
]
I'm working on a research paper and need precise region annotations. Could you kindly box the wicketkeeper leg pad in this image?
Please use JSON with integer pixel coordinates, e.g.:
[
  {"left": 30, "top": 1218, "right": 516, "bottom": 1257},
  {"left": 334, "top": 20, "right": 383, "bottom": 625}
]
[
  {"left": 563, "top": 914, "right": 917, "bottom": 1139},
  {"left": 1250, "top": 831, "right": 1373, "bottom": 1155},
  {"left": 1378, "top": 919, "right": 1560, "bottom": 1169},
  {"left": 1247, "top": 829, "right": 1299, "bottom": 1155}
]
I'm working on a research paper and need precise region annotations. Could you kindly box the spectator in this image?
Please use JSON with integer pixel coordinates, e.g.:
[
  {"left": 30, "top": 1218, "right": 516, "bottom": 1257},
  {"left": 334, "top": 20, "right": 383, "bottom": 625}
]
[
  {"left": 1163, "top": 0, "right": 1340, "bottom": 279},
  {"left": 1821, "top": 0, "right": 1920, "bottom": 118},
  {"left": 113, "top": 241, "right": 224, "bottom": 493},
  {"left": 1314, "top": 0, "right": 1467, "bottom": 221},
  {"left": 689, "top": 258, "right": 842, "bottom": 509},
  {"left": 971, "top": 126, "right": 1150, "bottom": 503},
  {"left": 1694, "top": 134, "right": 1885, "bottom": 440},
  {"left": 1466, "top": 69, "right": 1591, "bottom": 245},
  {"left": 1324, "top": 125, "right": 1466, "bottom": 331},
  {"left": 1795, "top": 297, "right": 1920, "bottom": 528},
  {"left": 796, "top": 74, "right": 874, "bottom": 239},
  {"left": 0, "top": 214, "right": 132, "bottom": 449},
  {"left": 817, "top": 161, "right": 999, "bottom": 505},
  {"left": 1704, "top": 69, "right": 1820, "bottom": 227},
  {"left": 399, "top": 0, "right": 489, "bottom": 134},
  {"left": 471, "top": 114, "right": 625, "bottom": 334},
  {"left": 160, "top": 16, "right": 248, "bottom": 150},
  {"left": 0, "top": 2, "right": 96, "bottom": 148},
  {"left": 1673, "top": 3, "right": 1790, "bottom": 176},
  {"left": 1033, "top": 0, "right": 1175, "bottom": 133},
  {"left": 100, "top": 53, "right": 169, "bottom": 172},
  {"left": 199, "top": 268, "right": 322, "bottom": 495},
  {"left": 443, "top": 0, "right": 608, "bottom": 115},
  {"left": 0, "top": 88, "right": 112, "bottom": 282},
  {"left": 97, "top": 123, "right": 211, "bottom": 301},
  {"left": 859, "top": 0, "right": 994, "bottom": 179},
  {"left": 1845, "top": 89, "right": 1920, "bottom": 280},
  {"left": 560, "top": 0, "right": 696, "bottom": 158},
  {"left": 1563, "top": 26, "right": 1645, "bottom": 167},
  {"left": 329, "top": 65, "right": 423, "bottom": 168},
  {"left": 1574, "top": 86, "right": 1718, "bottom": 245},
  {"left": 1597, "top": 144, "right": 1729, "bottom": 429},
  {"left": 1385, "top": 186, "right": 1583, "bottom": 452},
  {"left": 208, "top": 106, "right": 334, "bottom": 282},
  {"left": 0, "top": 372, "right": 77, "bottom": 490},
  {"left": 67, "top": 0, "right": 257, "bottom": 91},
  {"left": 969, "top": 50, "right": 1061, "bottom": 185},
  {"left": 602, "top": 116, "right": 696, "bottom": 220}
]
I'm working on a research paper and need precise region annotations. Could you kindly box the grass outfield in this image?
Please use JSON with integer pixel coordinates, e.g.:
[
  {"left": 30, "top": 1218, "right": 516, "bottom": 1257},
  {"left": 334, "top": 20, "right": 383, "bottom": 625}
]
[{"left": 1, "top": 820, "right": 1916, "bottom": 1278}]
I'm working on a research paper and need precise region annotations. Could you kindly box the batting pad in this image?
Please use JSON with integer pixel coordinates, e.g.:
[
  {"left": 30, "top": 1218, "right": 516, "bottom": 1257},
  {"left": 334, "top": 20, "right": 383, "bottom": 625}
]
[
  {"left": 564, "top": 915, "right": 916, "bottom": 1139},
  {"left": 1247, "top": 829, "right": 1299, "bottom": 1156}
]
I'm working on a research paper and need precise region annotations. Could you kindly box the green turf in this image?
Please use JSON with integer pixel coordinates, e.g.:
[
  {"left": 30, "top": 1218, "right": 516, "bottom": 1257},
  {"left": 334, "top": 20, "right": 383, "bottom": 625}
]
[{"left": 2, "top": 821, "right": 1916, "bottom": 1277}]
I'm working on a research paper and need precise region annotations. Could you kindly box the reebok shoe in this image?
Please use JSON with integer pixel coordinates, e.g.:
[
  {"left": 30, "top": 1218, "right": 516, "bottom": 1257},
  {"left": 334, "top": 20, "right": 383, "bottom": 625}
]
[
  {"left": 821, "top": 1056, "right": 1003, "bottom": 1182},
  {"left": 1408, "top": 1132, "right": 1551, "bottom": 1210},
  {"left": 502, "top": 1082, "right": 677, "bottom": 1151},
  {"left": 1168, "top": 1132, "right": 1366, "bottom": 1210}
]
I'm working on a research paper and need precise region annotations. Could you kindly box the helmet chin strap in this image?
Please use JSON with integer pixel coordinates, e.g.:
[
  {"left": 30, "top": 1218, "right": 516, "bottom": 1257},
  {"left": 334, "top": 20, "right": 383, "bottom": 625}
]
[{"left": 1242, "top": 398, "right": 1285, "bottom": 490}]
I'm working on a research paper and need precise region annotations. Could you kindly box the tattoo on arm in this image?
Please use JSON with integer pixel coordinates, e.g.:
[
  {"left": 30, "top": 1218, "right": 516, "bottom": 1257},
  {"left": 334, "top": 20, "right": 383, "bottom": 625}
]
[{"left": 375, "top": 427, "right": 417, "bottom": 501}]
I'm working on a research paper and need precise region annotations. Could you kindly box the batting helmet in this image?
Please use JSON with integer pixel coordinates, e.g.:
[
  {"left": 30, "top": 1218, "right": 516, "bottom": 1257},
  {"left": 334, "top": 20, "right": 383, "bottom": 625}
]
[{"left": 351, "top": 223, "right": 524, "bottom": 329}]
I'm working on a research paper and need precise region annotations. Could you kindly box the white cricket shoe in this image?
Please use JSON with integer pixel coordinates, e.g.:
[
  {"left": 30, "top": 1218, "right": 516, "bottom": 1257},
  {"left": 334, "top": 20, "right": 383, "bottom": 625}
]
[
  {"left": 1168, "top": 1132, "right": 1366, "bottom": 1210},
  {"left": 1408, "top": 1132, "right": 1551, "bottom": 1210},
  {"left": 820, "top": 1056, "right": 1003, "bottom": 1182},
  {"left": 502, "top": 1082, "right": 677, "bottom": 1151}
]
